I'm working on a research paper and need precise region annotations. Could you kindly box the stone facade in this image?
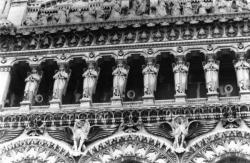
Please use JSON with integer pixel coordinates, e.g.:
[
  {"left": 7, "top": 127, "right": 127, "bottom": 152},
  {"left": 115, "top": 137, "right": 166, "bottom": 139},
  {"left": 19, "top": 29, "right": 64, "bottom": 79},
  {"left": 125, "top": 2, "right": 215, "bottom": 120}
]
[{"left": 1, "top": 0, "right": 250, "bottom": 163}]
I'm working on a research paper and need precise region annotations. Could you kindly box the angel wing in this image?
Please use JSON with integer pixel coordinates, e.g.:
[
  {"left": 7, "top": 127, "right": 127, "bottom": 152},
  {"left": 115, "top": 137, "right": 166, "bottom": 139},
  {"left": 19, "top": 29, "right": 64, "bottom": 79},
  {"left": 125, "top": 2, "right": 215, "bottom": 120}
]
[
  {"left": 47, "top": 127, "right": 73, "bottom": 145},
  {"left": 0, "top": 128, "right": 24, "bottom": 144},
  {"left": 87, "top": 124, "right": 119, "bottom": 143},
  {"left": 186, "top": 119, "right": 218, "bottom": 141},
  {"left": 144, "top": 122, "right": 174, "bottom": 140}
]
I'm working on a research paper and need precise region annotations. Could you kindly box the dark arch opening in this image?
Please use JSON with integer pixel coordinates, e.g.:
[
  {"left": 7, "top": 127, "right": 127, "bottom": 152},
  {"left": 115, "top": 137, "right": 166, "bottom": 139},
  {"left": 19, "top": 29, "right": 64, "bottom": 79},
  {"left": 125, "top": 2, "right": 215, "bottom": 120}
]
[
  {"left": 35, "top": 60, "right": 58, "bottom": 105},
  {"left": 217, "top": 49, "right": 239, "bottom": 97},
  {"left": 93, "top": 56, "right": 116, "bottom": 103},
  {"left": 186, "top": 51, "right": 206, "bottom": 98},
  {"left": 62, "top": 58, "right": 86, "bottom": 104},
  {"left": 125, "top": 55, "right": 145, "bottom": 101},
  {"left": 155, "top": 52, "right": 175, "bottom": 100},
  {"left": 5, "top": 61, "right": 30, "bottom": 107},
  {"left": 217, "top": 156, "right": 250, "bottom": 163}
]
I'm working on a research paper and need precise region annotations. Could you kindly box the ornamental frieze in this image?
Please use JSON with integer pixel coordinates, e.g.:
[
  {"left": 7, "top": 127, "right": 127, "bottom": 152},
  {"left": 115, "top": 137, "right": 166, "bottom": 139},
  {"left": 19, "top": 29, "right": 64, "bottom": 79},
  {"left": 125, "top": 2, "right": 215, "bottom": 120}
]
[{"left": 0, "top": 20, "right": 249, "bottom": 52}]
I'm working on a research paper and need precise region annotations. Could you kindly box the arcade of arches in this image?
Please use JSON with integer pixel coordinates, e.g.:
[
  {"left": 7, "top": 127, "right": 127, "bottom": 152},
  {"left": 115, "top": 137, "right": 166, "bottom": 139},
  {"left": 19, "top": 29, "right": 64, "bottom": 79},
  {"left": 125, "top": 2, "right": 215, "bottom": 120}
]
[{"left": 2, "top": 0, "right": 250, "bottom": 162}]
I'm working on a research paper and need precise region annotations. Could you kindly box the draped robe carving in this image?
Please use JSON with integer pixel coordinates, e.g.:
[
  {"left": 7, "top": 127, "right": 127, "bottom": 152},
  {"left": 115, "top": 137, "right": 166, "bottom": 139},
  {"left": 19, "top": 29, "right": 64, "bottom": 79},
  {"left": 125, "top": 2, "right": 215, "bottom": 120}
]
[
  {"left": 142, "top": 61, "right": 159, "bottom": 95},
  {"left": 24, "top": 68, "right": 41, "bottom": 103},
  {"left": 203, "top": 58, "right": 219, "bottom": 94},
  {"left": 234, "top": 57, "right": 250, "bottom": 91},
  {"left": 112, "top": 63, "right": 129, "bottom": 98},
  {"left": 52, "top": 65, "right": 70, "bottom": 100},
  {"left": 82, "top": 64, "right": 99, "bottom": 99},
  {"left": 173, "top": 60, "right": 189, "bottom": 95}
]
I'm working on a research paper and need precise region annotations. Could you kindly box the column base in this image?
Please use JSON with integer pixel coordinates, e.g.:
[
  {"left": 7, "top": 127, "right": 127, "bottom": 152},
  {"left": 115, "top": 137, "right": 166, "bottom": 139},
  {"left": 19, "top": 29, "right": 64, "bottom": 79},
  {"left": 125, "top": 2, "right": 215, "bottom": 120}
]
[
  {"left": 80, "top": 98, "right": 92, "bottom": 108},
  {"left": 142, "top": 95, "right": 154, "bottom": 105},
  {"left": 240, "top": 90, "right": 250, "bottom": 103},
  {"left": 20, "top": 100, "right": 31, "bottom": 111},
  {"left": 175, "top": 93, "right": 186, "bottom": 103},
  {"left": 207, "top": 92, "right": 219, "bottom": 102},
  {"left": 49, "top": 99, "right": 61, "bottom": 109},
  {"left": 111, "top": 96, "right": 122, "bottom": 106}
]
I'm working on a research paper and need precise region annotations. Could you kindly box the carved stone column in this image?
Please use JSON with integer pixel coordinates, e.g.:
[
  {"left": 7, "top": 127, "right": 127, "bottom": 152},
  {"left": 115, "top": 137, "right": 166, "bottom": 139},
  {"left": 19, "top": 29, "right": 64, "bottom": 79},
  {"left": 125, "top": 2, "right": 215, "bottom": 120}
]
[
  {"left": 20, "top": 64, "right": 42, "bottom": 111},
  {"left": 142, "top": 59, "right": 159, "bottom": 105},
  {"left": 234, "top": 55, "right": 250, "bottom": 102},
  {"left": 80, "top": 62, "right": 99, "bottom": 108},
  {"left": 173, "top": 57, "right": 189, "bottom": 103},
  {"left": 111, "top": 60, "right": 129, "bottom": 106},
  {"left": 50, "top": 62, "right": 70, "bottom": 109},
  {"left": 0, "top": 66, "right": 11, "bottom": 110},
  {"left": 203, "top": 55, "right": 219, "bottom": 102}
]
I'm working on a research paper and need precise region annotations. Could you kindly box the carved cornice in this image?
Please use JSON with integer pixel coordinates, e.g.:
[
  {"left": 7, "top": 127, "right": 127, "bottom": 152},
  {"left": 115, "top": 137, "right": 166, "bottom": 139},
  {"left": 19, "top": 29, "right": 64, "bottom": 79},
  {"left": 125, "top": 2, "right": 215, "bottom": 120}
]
[{"left": 0, "top": 104, "right": 249, "bottom": 129}]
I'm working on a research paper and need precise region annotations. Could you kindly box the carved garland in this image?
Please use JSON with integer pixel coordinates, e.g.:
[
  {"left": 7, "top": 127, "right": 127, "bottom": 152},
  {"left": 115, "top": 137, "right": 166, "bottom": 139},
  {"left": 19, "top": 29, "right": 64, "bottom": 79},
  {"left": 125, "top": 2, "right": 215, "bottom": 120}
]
[
  {"left": 80, "top": 134, "right": 178, "bottom": 163},
  {"left": 182, "top": 130, "right": 250, "bottom": 163},
  {"left": 0, "top": 138, "right": 75, "bottom": 163}
]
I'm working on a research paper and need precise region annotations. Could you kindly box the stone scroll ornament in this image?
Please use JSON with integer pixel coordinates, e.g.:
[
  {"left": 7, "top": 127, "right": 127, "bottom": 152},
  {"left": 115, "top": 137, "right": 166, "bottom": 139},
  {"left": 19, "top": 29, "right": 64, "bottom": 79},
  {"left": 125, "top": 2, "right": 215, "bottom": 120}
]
[
  {"left": 46, "top": 119, "right": 119, "bottom": 156},
  {"left": 234, "top": 56, "right": 250, "bottom": 92},
  {"left": 112, "top": 62, "right": 129, "bottom": 98},
  {"left": 82, "top": 63, "right": 100, "bottom": 100},
  {"left": 173, "top": 58, "right": 189, "bottom": 95},
  {"left": 142, "top": 60, "right": 159, "bottom": 96},
  {"left": 203, "top": 57, "right": 219, "bottom": 94},
  {"left": 52, "top": 64, "right": 71, "bottom": 100},
  {"left": 144, "top": 116, "right": 218, "bottom": 153},
  {"left": 23, "top": 67, "right": 42, "bottom": 104}
]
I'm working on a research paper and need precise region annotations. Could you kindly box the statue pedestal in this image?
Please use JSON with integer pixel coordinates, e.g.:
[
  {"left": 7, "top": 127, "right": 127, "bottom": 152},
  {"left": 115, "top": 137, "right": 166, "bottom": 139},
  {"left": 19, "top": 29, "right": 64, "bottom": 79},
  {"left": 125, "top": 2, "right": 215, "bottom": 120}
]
[
  {"left": 111, "top": 96, "right": 122, "bottom": 106},
  {"left": 142, "top": 95, "right": 154, "bottom": 105},
  {"left": 80, "top": 98, "right": 92, "bottom": 108},
  {"left": 20, "top": 100, "right": 31, "bottom": 111},
  {"left": 240, "top": 90, "right": 250, "bottom": 103},
  {"left": 175, "top": 93, "right": 186, "bottom": 103},
  {"left": 49, "top": 99, "right": 61, "bottom": 109},
  {"left": 207, "top": 92, "right": 219, "bottom": 102}
]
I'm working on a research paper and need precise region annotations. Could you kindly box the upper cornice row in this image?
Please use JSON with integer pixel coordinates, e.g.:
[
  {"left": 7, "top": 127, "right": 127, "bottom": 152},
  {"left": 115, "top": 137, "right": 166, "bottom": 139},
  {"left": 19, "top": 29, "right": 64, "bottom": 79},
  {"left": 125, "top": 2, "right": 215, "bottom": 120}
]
[{"left": 3, "top": 0, "right": 250, "bottom": 34}]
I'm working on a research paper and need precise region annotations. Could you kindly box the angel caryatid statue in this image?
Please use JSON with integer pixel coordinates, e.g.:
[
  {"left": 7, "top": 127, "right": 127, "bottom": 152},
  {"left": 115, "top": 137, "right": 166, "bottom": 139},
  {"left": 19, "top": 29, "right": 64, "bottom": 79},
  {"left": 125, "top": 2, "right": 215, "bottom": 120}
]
[
  {"left": 82, "top": 63, "right": 99, "bottom": 99},
  {"left": 24, "top": 68, "right": 41, "bottom": 102},
  {"left": 72, "top": 119, "right": 91, "bottom": 152},
  {"left": 234, "top": 56, "right": 250, "bottom": 91},
  {"left": 52, "top": 64, "right": 70, "bottom": 100},
  {"left": 112, "top": 62, "right": 129, "bottom": 98},
  {"left": 173, "top": 59, "right": 189, "bottom": 95},
  {"left": 171, "top": 116, "right": 193, "bottom": 153},
  {"left": 203, "top": 57, "right": 219, "bottom": 94},
  {"left": 142, "top": 61, "right": 159, "bottom": 95}
]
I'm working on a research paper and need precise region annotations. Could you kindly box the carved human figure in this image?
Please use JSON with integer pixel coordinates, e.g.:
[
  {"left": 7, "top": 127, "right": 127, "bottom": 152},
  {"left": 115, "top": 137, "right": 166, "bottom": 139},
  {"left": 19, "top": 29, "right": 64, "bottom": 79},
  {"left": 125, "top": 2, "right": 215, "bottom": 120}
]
[
  {"left": 72, "top": 119, "right": 91, "bottom": 152},
  {"left": 38, "top": 13, "right": 48, "bottom": 26},
  {"left": 142, "top": 61, "right": 159, "bottom": 95},
  {"left": 172, "top": 2, "right": 181, "bottom": 16},
  {"left": 68, "top": 10, "right": 82, "bottom": 23},
  {"left": 23, "top": 16, "right": 37, "bottom": 26},
  {"left": 171, "top": 116, "right": 189, "bottom": 152},
  {"left": 173, "top": 58, "right": 189, "bottom": 95},
  {"left": 82, "top": 63, "right": 99, "bottom": 99},
  {"left": 24, "top": 68, "right": 42, "bottom": 102},
  {"left": 214, "top": 0, "right": 231, "bottom": 13},
  {"left": 153, "top": 0, "right": 167, "bottom": 17},
  {"left": 127, "top": 0, "right": 140, "bottom": 18},
  {"left": 56, "top": 10, "right": 68, "bottom": 24},
  {"left": 109, "top": 2, "right": 121, "bottom": 20},
  {"left": 234, "top": 56, "right": 250, "bottom": 91},
  {"left": 83, "top": 10, "right": 95, "bottom": 22},
  {"left": 183, "top": 2, "right": 193, "bottom": 16},
  {"left": 52, "top": 64, "right": 70, "bottom": 100},
  {"left": 137, "top": 0, "right": 148, "bottom": 15},
  {"left": 198, "top": 1, "right": 207, "bottom": 14},
  {"left": 112, "top": 62, "right": 129, "bottom": 98},
  {"left": 203, "top": 57, "right": 219, "bottom": 94}
]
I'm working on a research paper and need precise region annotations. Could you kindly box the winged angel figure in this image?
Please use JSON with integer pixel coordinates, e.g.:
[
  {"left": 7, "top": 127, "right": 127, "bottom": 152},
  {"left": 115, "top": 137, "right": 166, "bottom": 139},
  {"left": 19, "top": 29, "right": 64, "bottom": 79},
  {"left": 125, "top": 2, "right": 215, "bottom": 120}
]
[
  {"left": 46, "top": 119, "right": 119, "bottom": 155},
  {"left": 144, "top": 116, "right": 218, "bottom": 153}
]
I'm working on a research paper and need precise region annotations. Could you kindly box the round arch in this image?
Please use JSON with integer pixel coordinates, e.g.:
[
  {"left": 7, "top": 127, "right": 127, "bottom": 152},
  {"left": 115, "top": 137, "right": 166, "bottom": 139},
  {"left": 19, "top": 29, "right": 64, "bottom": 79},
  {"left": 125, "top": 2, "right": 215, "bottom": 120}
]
[
  {"left": 0, "top": 138, "right": 75, "bottom": 163},
  {"left": 80, "top": 134, "right": 178, "bottom": 163},
  {"left": 182, "top": 130, "right": 250, "bottom": 163}
]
